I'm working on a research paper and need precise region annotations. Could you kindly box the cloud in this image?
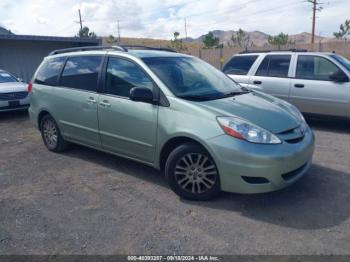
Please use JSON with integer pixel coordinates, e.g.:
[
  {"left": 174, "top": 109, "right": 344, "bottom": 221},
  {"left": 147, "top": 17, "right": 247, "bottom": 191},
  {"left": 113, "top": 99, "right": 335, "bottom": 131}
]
[
  {"left": 36, "top": 17, "right": 48, "bottom": 25},
  {"left": 0, "top": 0, "right": 348, "bottom": 39}
]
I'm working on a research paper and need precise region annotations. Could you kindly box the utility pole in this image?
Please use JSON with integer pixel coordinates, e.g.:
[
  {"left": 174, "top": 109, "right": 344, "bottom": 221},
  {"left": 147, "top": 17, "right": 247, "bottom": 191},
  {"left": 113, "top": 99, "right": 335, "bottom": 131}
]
[
  {"left": 307, "top": 0, "right": 323, "bottom": 44},
  {"left": 78, "top": 9, "right": 83, "bottom": 31},
  {"left": 117, "top": 20, "right": 121, "bottom": 43},
  {"left": 184, "top": 18, "right": 188, "bottom": 40}
]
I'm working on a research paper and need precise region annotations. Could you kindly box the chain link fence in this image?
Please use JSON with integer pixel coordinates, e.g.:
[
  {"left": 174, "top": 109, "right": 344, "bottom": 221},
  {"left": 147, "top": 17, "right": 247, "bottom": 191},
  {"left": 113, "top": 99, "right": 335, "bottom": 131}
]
[{"left": 181, "top": 41, "right": 350, "bottom": 69}]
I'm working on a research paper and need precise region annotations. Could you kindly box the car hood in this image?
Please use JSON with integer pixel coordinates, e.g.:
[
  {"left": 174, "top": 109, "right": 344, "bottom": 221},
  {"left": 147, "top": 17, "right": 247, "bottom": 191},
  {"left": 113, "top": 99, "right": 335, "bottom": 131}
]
[
  {"left": 0, "top": 82, "right": 27, "bottom": 93},
  {"left": 197, "top": 91, "right": 301, "bottom": 134}
]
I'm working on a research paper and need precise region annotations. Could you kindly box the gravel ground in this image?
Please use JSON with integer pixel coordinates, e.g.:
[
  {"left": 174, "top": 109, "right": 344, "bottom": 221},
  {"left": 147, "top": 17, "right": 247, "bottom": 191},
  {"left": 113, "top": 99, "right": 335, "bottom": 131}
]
[{"left": 0, "top": 111, "right": 349, "bottom": 255}]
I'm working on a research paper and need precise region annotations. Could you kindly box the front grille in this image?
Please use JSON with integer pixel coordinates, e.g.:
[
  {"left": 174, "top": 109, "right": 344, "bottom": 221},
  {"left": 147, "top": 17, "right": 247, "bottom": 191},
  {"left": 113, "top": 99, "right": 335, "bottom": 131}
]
[
  {"left": 277, "top": 125, "right": 305, "bottom": 144},
  {"left": 282, "top": 163, "right": 308, "bottom": 181},
  {"left": 0, "top": 91, "right": 28, "bottom": 101}
]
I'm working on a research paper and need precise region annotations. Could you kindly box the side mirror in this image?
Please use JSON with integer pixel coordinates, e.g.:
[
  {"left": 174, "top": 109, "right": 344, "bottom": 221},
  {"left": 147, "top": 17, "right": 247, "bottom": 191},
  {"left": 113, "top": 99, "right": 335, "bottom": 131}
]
[
  {"left": 329, "top": 71, "right": 349, "bottom": 82},
  {"left": 17, "top": 77, "right": 23, "bottom": 82},
  {"left": 130, "top": 87, "right": 154, "bottom": 104}
]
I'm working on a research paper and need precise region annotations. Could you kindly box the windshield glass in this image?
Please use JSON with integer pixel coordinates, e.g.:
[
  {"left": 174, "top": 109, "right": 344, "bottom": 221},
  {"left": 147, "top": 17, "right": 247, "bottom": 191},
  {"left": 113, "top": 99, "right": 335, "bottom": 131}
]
[
  {"left": 0, "top": 71, "right": 18, "bottom": 83},
  {"left": 142, "top": 57, "right": 244, "bottom": 101},
  {"left": 331, "top": 54, "right": 350, "bottom": 71}
]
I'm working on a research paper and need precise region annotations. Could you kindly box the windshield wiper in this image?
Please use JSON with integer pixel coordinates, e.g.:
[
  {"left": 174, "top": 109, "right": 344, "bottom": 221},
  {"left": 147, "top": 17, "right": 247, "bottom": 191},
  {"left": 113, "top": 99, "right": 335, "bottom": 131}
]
[
  {"left": 222, "top": 90, "right": 251, "bottom": 98},
  {"left": 177, "top": 94, "right": 216, "bottom": 101}
]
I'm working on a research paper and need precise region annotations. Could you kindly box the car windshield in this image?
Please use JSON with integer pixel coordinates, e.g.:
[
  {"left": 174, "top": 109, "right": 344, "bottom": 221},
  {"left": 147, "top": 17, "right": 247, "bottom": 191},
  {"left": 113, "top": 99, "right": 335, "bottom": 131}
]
[
  {"left": 142, "top": 56, "right": 245, "bottom": 101},
  {"left": 0, "top": 71, "right": 18, "bottom": 83},
  {"left": 331, "top": 54, "right": 350, "bottom": 71}
]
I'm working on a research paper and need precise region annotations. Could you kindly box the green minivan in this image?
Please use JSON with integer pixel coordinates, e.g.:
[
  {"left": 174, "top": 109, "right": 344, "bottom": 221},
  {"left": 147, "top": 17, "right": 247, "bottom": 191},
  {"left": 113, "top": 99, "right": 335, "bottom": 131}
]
[{"left": 29, "top": 46, "right": 315, "bottom": 200}]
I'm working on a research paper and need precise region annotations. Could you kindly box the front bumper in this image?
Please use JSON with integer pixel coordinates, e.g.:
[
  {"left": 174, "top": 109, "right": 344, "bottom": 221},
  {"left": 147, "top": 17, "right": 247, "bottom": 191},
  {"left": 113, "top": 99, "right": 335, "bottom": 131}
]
[{"left": 207, "top": 127, "right": 315, "bottom": 194}]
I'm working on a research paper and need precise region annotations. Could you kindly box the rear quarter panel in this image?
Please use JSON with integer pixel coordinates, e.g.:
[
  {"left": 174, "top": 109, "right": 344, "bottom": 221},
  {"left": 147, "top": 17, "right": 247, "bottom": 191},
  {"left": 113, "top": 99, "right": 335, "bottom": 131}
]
[{"left": 29, "top": 84, "right": 55, "bottom": 128}]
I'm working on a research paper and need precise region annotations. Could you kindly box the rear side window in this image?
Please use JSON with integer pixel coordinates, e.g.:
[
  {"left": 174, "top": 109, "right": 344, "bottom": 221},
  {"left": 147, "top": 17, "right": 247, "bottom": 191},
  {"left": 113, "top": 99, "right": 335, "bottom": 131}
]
[
  {"left": 256, "top": 55, "right": 291, "bottom": 78},
  {"left": 60, "top": 56, "right": 102, "bottom": 92},
  {"left": 34, "top": 57, "right": 66, "bottom": 86},
  {"left": 223, "top": 55, "right": 258, "bottom": 75},
  {"left": 105, "top": 57, "right": 153, "bottom": 98},
  {"left": 0, "top": 72, "right": 18, "bottom": 83},
  {"left": 296, "top": 55, "right": 343, "bottom": 81}
]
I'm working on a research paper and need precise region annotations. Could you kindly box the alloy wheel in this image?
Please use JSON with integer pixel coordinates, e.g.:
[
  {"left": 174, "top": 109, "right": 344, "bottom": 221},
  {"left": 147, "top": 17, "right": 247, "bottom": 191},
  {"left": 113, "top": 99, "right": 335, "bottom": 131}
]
[
  {"left": 174, "top": 153, "right": 218, "bottom": 194},
  {"left": 42, "top": 119, "right": 58, "bottom": 148}
]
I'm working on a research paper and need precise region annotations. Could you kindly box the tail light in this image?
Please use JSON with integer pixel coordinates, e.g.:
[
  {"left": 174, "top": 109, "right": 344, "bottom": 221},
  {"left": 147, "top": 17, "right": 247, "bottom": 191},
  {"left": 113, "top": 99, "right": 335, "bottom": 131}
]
[{"left": 27, "top": 82, "right": 33, "bottom": 93}]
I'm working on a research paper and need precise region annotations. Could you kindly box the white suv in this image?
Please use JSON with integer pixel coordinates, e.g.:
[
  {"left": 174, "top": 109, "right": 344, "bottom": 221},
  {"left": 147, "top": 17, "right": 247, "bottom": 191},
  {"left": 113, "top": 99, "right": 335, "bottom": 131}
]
[{"left": 223, "top": 51, "right": 350, "bottom": 119}]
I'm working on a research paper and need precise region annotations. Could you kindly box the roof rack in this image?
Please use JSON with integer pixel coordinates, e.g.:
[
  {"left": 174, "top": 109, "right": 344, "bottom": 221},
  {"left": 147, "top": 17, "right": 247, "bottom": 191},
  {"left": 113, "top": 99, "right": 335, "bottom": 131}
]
[
  {"left": 49, "top": 45, "right": 177, "bottom": 56},
  {"left": 121, "top": 45, "right": 177, "bottom": 53},
  {"left": 49, "top": 45, "right": 127, "bottom": 55},
  {"left": 239, "top": 48, "right": 308, "bottom": 54}
]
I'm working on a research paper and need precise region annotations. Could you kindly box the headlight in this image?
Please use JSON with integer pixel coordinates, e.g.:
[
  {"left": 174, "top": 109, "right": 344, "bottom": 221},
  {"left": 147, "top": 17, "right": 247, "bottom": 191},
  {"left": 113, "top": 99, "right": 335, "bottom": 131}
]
[{"left": 217, "top": 117, "right": 282, "bottom": 144}]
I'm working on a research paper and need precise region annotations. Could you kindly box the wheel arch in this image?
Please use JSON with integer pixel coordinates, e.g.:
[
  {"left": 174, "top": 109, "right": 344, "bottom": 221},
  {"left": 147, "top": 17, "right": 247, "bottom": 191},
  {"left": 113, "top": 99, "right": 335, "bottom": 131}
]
[
  {"left": 37, "top": 109, "right": 54, "bottom": 129},
  {"left": 158, "top": 135, "right": 215, "bottom": 172}
]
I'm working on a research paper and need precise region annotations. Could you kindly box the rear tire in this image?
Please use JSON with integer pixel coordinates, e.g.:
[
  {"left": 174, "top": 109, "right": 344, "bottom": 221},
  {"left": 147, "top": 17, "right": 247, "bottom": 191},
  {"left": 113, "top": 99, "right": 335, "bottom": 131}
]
[
  {"left": 40, "top": 114, "right": 69, "bottom": 152},
  {"left": 165, "top": 143, "right": 221, "bottom": 201}
]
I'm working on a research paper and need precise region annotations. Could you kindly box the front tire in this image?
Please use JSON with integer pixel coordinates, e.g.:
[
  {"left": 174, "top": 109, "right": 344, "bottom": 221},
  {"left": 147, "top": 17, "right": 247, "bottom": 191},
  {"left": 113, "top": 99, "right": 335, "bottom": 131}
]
[
  {"left": 165, "top": 143, "right": 221, "bottom": 201},
  {"left": 40, "top": 114, "right": 69, "bottom": 152}
]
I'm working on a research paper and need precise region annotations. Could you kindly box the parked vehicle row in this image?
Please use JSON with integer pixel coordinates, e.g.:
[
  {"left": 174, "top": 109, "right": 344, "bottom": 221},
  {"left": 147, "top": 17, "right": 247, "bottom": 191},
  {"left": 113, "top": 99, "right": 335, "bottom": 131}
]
[
  {"left": 223, "top": 51, "right": 350, "bottom": 119},
  {"left": 28, "top": 46, "right": 314, "bottom": 200}
]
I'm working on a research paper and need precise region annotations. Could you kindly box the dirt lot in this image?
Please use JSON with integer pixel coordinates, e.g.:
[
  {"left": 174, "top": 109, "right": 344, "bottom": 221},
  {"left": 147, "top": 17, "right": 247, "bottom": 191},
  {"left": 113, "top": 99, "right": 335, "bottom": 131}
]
[{"left": 0, "top": 111, "right": 350, "bottom": 255}]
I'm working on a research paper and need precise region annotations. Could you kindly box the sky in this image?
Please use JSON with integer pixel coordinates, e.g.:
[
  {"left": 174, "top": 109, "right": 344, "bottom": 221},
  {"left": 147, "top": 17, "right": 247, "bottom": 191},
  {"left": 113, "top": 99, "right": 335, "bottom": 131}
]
[{"left": 0, "top": 0, "right": 348, "bottom": 39}]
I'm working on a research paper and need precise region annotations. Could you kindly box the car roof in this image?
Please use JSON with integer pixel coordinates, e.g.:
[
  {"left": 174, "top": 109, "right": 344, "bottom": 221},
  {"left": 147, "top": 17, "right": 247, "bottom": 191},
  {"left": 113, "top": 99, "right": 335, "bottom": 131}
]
[
  {"left": 126, "top": 50, "right": 190, "bottom": 58},
  {"left": 47, "top": 46, "right": 190, "bottom": 60},
  {"left": 235, "top": 51, "right": 335, "bottom": 56}
]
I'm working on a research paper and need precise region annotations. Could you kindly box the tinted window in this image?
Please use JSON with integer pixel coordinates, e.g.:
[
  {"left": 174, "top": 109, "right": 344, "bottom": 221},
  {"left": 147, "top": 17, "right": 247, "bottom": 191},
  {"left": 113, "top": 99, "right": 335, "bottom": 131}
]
[
  {"left": 296, "top": 55, "right": 344, "bottom": 81},
  {"left": 256, "top": 55, "right": 291, "bottom": 78},
  {"left": 106, "top": 57, "right": 153, "bottom": 97},
  {"left": 223, "top": 55, "right": 258, "bottom": 75},
  {"left": 34, "top": 57, "right": 65, "bottom": 86},
  {"left": 0, "top": 71, "right": 18, "bottom": 83},
  {"left": 61, "top": 56, "right": 102, "bottom": 91}
]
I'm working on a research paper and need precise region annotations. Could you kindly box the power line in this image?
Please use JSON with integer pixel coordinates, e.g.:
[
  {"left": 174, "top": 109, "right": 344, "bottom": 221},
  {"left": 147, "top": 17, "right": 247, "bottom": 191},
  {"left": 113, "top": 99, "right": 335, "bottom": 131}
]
[
  {"left": 192, "top": 0, "right": 304, "bottom": 30},
  {"left": 77, "top": 0, "right": 305, "bottom": 39}
]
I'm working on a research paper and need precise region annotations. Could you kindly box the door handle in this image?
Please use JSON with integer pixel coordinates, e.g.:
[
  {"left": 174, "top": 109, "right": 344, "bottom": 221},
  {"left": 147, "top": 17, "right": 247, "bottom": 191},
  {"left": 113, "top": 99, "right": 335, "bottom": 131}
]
[
  {"left": 294, "top": 84, "right": 305, "bottom": 88},
  {"left": 253, "top": 80, "right": 262, "bottom": 85},
  {"left": 99, "top": 100, "right": 111, "bottom": 108},
  {"left": 87, "top": 97, "right": 97, "bottom": 104}
]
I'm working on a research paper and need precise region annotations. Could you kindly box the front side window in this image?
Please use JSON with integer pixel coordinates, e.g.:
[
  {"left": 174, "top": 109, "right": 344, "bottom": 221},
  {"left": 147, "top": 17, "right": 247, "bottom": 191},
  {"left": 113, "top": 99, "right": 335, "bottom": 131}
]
[
  {"left": 296, "top": 55, "right": 344, "bottom": 81},
  {"left": 330, "top": 54, "right": 350, "bottom": 71},
  {"left": 105, "top": 57, "right": 153, "bottom": 97},
  {"left": 34, "top": 57, "right": 66, "bottom": 86},
  {"left": 143, "top": 57, "right": 243, "bottom": 101},
  {"left": 223, "top": 55, "right": 258, "bottom": 75},
  {"left": 256, "top": 55, "right": 291, "bottom": 78},
  {"left": 60, "top": 56, "right": 102, "bottom": 91}
]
